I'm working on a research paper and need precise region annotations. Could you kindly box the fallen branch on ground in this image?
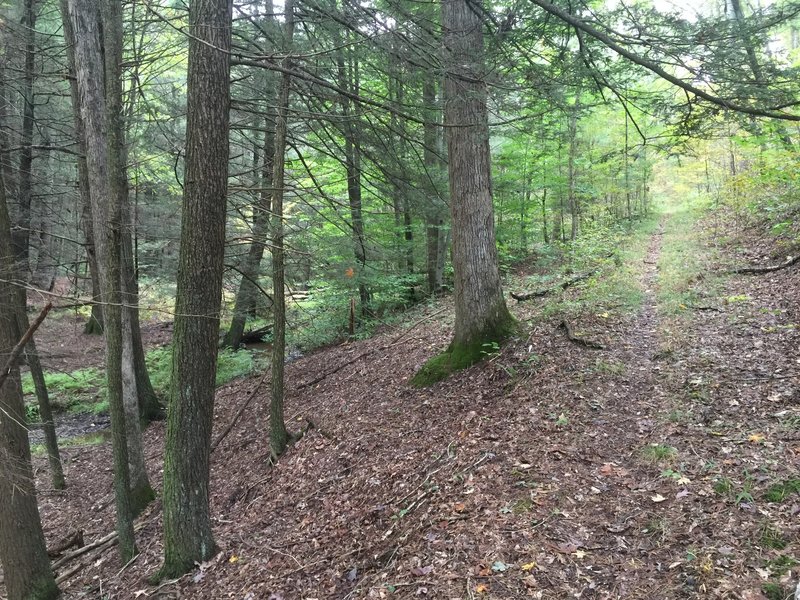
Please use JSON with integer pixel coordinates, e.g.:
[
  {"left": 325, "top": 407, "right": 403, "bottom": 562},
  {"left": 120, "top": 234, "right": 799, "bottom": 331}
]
[
  {"left": 558, "top": 320, "right": 605, "bottom": 350},
  {"left": 211, "top": 368, "right": 271, "bottom": 452},
  {"left": 297, "top": 307, "right": 448, "bottom": 389},
  {"left": 511, "top": 272, "right": 595, "bottom": 302},
  {"left": 48, "top": 529, "right": 84, "bottom": 558},
  {"left": 729, "top": 254, "right": 800, "bottom": 274},
  {"left": 51, "top": 531, "right": 117, "bottom": 570},
  {"left": 0, "top": 302, "right": 52, "bottom": 390}
]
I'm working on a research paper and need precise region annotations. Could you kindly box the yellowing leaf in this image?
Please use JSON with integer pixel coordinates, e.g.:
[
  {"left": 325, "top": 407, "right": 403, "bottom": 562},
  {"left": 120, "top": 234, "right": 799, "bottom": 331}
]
[
  {"left": 229, "top": 555, "right": 240, "bottom": 563},
  {"left": 748, "top": 433, "right": 765, "bottom": 444},
  {"left": 521, "top": 562, "right": 537, "bottom": 571},
  {"left": 676, "top": 476, "right": 691, "bottom": 485},
  {"left": 475, "top": 583, "right": 489, "bottom": 594}
]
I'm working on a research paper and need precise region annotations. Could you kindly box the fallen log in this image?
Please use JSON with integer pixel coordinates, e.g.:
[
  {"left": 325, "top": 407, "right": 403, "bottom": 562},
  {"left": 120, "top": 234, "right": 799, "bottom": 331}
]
[
  {"left": 240, "top": 325, "right": 272, "bottom": 344},
  {"left": 511, "top": 271, "right": 594, "bottom": 302},
  {"left": 48, "top": 529, "right": 84, "bottom": 558},
  {"left": 729, "top": 254, "right": 800, "bottom": 275},
  {"left": 558, "top": 320, "right": 604, "bottom": 350}
]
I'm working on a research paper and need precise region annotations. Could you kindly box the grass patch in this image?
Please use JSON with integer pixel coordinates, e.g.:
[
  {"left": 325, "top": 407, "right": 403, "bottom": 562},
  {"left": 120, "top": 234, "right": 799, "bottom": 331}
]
[
  {"left": 640, "top": 444, "right": 677, "bottom": 463},
  {"left": 760, "top": 524, "right": 788, "bottom": 550},
  {"left": 656, "top": 198, "right": 724, "bottom": 315},
  {"left": 764, "top": 478, "right": 800, "bottom": 503}
]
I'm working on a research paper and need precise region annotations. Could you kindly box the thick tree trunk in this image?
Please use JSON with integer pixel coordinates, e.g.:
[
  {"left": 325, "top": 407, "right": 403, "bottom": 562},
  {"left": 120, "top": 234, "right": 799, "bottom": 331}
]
[
  {"left": 0, "top": 163, "right": 59, "bottom": 600},
  {"left": 269, "top": 0, "right": 294, "bottom": 461},
  {"left": 412, "top": 0, "right": 514, "bottom": 385},
  {"left": 67, "top": 0, "right": 136, "bottom": 562},
  {"left": 160, "top": 0, "right": 231, "bottom": 578}
]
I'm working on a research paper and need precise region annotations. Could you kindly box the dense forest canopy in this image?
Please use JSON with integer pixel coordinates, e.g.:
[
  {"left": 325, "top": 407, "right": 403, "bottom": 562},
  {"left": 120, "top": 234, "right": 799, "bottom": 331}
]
[{"left": 0, "top": 0, "right": 798, "bottom": 595}]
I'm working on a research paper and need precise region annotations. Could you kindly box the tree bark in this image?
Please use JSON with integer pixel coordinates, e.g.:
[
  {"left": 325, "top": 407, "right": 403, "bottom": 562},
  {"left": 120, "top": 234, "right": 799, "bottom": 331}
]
[
  {"left": 66, "top": 0, "right": 137, "bottom": 562},
  {"left": 422, "top": 78, "right": 447, "bottom": 295},
  {"left": 59, "top": 0, "right": 103, "bottom": 334},
  {"left": 412, "top": 0, "right": 514, "bottom": 385},
  {"left": 11, "top": 0, "right": 37, "bottom": 277},
  {"left": 160, "top": 0, "right": 231, "bottom": 578},
  {"left": 269, "top": 0, "right": 294, "bottom": 461},
  {"left": 0, "top": 161, "right": 59, "bottom": 600}
]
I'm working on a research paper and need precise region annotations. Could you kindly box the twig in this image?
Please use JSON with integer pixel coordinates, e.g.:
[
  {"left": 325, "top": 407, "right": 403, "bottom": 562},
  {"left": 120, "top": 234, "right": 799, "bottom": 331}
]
[
  {"left": 511, "top": 271, "right": 595, "bottom": 302},
  {"left": 729, "top": 254, "right": 800, "bottom": 274},
  {"left": 0, "top": 302, "right": 52, "bottom": 391},
  {"left": 558, "top": 320, "right": 605, "bottom": 350},
  {"left": 211, "top": 368, "right": 271, "bottom": 452},
  {"left": 51, "top": 531, "right": 117, "bottom": 570},
  {"left": 297, "top": 307, "right": 448, "bottom": 389},
  {"left": 54, "top": 563, "right": 82, "bottom": 585}
]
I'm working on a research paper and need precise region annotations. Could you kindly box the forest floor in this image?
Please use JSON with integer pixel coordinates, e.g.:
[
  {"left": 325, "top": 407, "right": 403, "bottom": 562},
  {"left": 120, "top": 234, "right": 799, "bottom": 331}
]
[{"left": 8, "top": 201, "right": 800, "bottom": 600}]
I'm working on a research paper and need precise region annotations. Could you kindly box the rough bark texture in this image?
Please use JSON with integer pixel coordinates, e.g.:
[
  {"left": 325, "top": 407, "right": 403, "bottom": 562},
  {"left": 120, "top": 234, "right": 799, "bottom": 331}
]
[
  {"left": 59, "top": 0, "right": 103, "bottom": 333},
  {"left": 102, "top": 0, "right": 154, "bottom": 514},
  {"left": 0, "top": 169, "right": 59, "bottom": 600},
  {"left": 67, "top": 0, "right": 136, "bottom": 561},
  {"left": 269, "top": 0, "right": 294, "bottom": 461},
  {"left": 412, "top": 0, "right": 514, "bottom": 385},
  {"left": 160, "top": 0, "right": 231, "bottom": 578}
]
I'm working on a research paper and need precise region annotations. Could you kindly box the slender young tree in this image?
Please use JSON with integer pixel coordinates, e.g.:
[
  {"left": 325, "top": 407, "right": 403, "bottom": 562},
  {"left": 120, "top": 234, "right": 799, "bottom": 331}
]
[
  {"left": 0, "top": 171, "right": 59, "bottom": 600},
  {"left": 269, "top": 0, "right": 295, "bottom": 461},
  {"left": 160, "top": 0, "right": 232, "bottom": 577},
  {"left": 412, "top": 0, "right": 515, "bottom": 385},
  {"left": 66, "top": 0, "right": 137, "bottom": 561}
]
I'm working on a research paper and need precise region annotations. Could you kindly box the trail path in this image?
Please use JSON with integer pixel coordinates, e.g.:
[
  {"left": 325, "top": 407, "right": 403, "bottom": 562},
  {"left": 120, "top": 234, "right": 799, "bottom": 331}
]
[{"left": 17, "top": 209, "right": 800, "bottom": 600}]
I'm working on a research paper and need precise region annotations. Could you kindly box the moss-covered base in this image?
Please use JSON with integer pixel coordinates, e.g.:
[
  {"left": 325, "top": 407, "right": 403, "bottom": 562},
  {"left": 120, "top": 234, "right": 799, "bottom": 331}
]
[
  {"left": 23, "top": 575, "right": 59, "bottom": 600},
  {"left": 83, "top": 315, "right": 103, "bottom": 335},
  {"left": 410, "top": 316, "right": 517, "bottom": 387},
  {"left": 130, "top": 483, "right": 156, "bottom": 518}
]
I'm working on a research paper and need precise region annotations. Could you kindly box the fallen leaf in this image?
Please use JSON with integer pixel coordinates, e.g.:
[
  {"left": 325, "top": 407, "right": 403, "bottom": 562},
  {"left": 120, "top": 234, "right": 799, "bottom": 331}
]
[
  {"left": 133, "top": 592, "right": 148, "bottom": 598},
  {"left": 522, "top": 575, "right": 537, "bottom": 588},
  {"left": 599, "top": 463, "right": 615, "bottom": 476},
  {"left": 748, "top": 433, "right": 765, "bottom": 444},
  {"left": 229, "top": 555, "right": 240, "bottom": 563},
  {"left": 475, "top": 583, "right": 489, "bottom": 594},
  {"left": 453, "top": 502, "right": 467, "bottom": 513},
  {"left": 651, "top": 494, "right": 667, "bottom": 503},
  {"left": 410, "top": 565, "right": 433, "bottom": 577},
  {"left": 491, "top": 561, "right": 509, "bottom": 572},
  {"left": 574, "top": 550, "right": 587, "bottom": 559},
  {"left": 676, "top": 489, "right": 690, "bottom": 499},
  {"left": 346, "top": 567, "right": 358, "bottom": 582},
  {"left": 521, "top": 561, "right": 536, "bottom": 571},
  {"left": 676, "top": 476, "right": 691, "bottom": 485}
]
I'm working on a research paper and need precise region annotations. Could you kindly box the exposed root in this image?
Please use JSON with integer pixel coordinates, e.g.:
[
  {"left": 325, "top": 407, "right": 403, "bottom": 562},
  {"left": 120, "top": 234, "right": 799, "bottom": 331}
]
[{"left": 558, "top": 320, "right": 605, "bottom": 350}]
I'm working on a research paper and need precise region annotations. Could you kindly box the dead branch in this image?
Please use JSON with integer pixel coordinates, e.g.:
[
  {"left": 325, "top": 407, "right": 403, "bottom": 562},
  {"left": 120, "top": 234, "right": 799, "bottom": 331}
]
[
  {"left": 0, "top": 302, "right": 52, "bottom": 391},
  {"left": 729, "top": 254, "right": 800, "bottom": 274},
  {"left": 211, "top": 368, "right": 271, "bottom": 453},
  {"left": 297, "top": 307, "right": 448, "bottom": 390},
  {"left": 48, "top": 529, "right": 84, "bottom": 558},
  {"left": 511, "top": 272, "right": 595, "bottom": 302},
  {"left": 51, "top": 531, "right": 117, "bottom": 570},
  {"left": 54, "top": 563, "right": 82, "bottom": 585},
  {"left": 558, "top": 320, "right": 605, "bottom": 350}
]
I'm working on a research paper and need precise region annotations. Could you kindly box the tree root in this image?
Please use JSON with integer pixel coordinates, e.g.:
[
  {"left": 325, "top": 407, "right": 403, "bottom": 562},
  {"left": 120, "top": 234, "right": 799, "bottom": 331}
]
[
  {"left": 511, "top": 271, "right": 595, "bottom": 302},
  {"left": 729, "top": 254, "right": 800, "bottom": 274},
  {"left": 558, "top": 320, "right": 605, "bottom": 350}
]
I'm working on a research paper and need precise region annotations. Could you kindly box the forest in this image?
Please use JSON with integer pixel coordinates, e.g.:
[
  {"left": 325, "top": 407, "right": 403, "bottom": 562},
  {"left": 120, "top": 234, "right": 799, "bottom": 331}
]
[{"left": 0, "top": 0, "right": 799, "bottom": 596}]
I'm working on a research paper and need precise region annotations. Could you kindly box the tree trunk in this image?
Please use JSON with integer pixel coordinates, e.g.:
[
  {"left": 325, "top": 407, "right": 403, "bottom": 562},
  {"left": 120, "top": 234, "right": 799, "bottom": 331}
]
[
  {"left": 59, "top": 0, "right": 103, "bottom": 334},
  {"left": 0, "top": 159, "right": 59, "bottom": 600},
  {"left": 224, "top": 58, "right": 276, "bottom": 350},
  {"left": 567, "top": 106, "right": 579, "bottom": 240},
  {"left": 102, "top": 0, "right": 154, "bottom": 512},
  {"left": 11, "top": 0, "right": 37, "bottom": 278},
  {"left": 269, "top": 0, "right": 294, "bottom": 461},
  {"left": 412, "top": 0, "right": 514, "bottom": 385},
  {"left": 422, "top": 77, "right": 447, "bottom": 295},
  {"left": 160, "top": 0, "right": 231, "bottom": 578},
  {"left": 335, "top": 22, "right": 369, "bottom": 312},
  {"left": 66, "top": 0, "right": 136, "bottom": 562}
]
